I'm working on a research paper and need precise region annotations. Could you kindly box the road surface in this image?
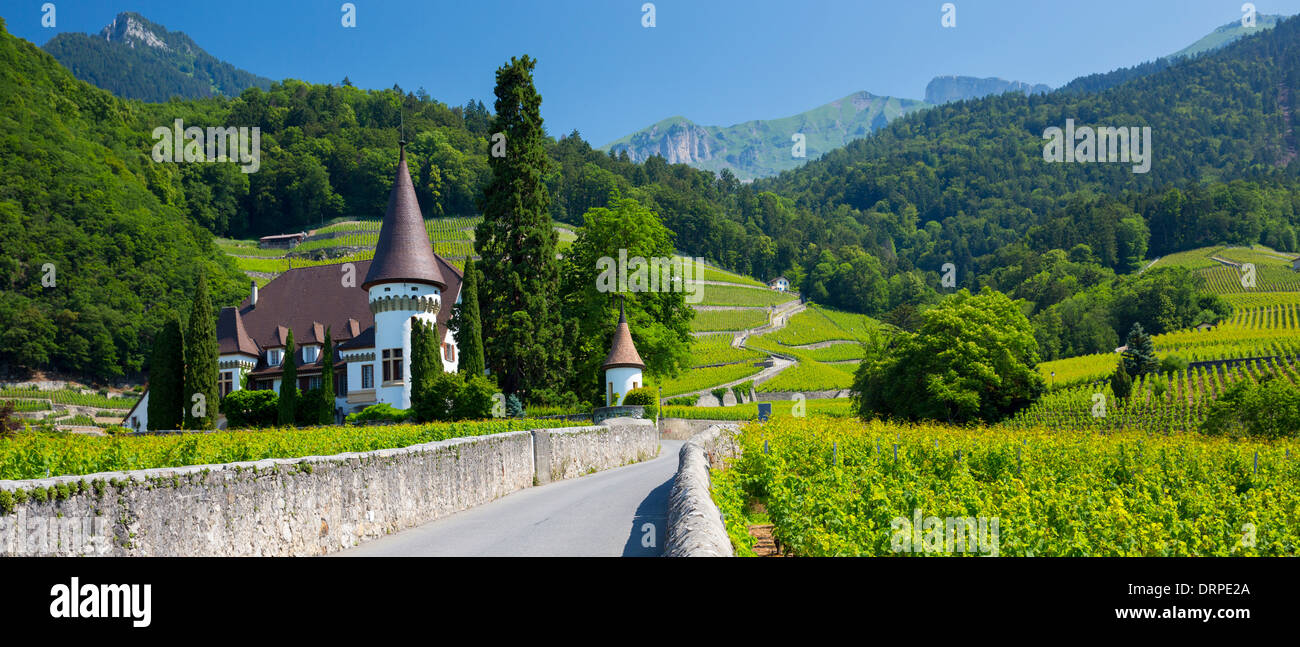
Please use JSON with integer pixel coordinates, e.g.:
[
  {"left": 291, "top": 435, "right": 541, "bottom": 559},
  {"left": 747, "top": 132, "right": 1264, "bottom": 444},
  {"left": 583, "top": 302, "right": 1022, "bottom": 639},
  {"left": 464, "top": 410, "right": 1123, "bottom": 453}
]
[{"left": 336, "top": 439, "right": 684, "bottom": 557}]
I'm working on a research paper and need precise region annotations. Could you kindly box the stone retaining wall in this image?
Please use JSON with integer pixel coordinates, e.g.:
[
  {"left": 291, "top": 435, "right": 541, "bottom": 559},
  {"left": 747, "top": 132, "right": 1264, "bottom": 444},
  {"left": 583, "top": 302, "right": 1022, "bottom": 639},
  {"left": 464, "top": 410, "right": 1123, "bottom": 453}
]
[
  {"left": 0, "top": 424, "right": 659, "bottom": 557},
  {"left": 664, "top": 424, "right": 740, "bottom": 557}
]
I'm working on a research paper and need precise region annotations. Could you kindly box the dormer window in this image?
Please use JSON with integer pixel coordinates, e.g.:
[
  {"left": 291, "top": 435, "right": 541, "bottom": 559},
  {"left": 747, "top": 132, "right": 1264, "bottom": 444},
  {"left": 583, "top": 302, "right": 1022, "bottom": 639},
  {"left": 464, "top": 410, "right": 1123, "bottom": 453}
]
[
  {"left": 268, "top": 349, "right": 283, "bottom": 366},
  {"left": 303, "top": 345, "right": 320, "bottom": 363}
]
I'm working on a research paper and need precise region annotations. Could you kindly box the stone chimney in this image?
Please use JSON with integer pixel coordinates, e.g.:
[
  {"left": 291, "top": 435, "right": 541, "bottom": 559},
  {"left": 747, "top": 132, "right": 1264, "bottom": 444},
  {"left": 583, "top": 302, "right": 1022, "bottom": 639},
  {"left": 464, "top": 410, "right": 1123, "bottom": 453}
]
[{"left": 250, "top": 279, "right": 258, "bottom": 307}]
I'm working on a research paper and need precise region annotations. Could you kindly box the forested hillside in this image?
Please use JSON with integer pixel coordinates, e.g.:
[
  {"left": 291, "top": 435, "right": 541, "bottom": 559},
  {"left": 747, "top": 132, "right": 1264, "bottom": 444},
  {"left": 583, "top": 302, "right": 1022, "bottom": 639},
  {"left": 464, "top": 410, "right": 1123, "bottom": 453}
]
[{"left": 0, "top": 19, "right": 247, "bottom": 380}]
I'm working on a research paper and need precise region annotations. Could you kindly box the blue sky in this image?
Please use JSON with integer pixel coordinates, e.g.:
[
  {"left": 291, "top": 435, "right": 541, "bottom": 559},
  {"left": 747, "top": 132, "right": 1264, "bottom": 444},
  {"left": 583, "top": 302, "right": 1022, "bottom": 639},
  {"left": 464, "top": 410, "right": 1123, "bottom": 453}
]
[{"left": 7, "top": 1, "right": 1300, "bottom": 146}]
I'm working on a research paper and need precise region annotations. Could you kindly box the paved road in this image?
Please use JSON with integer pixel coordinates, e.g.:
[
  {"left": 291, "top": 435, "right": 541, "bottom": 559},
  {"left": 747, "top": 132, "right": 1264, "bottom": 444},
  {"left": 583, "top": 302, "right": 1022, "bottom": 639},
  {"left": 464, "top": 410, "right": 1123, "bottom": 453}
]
[{"left": 336, "top": 439, "right": 684, "bottom": 557}]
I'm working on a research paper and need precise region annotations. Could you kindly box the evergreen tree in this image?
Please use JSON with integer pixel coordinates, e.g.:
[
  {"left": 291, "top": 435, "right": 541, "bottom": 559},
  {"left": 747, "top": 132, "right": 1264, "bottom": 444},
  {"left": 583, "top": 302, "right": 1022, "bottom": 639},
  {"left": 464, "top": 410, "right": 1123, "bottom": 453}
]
[
  {"left": 475, "top": 55, "right": 564, "bottom": 402},
  {"left": 278, "top": 328, "right": 297, "bottom": 426},
  {"left": 1122, "top": 322, "right": 1159, "bottom": 378},
  {"left": 183, "top": 275, "right": 218, "bottom": 429},
  {"left": 1110, "top": 360, "right": 1133, "bottom": 401},
  {"left": 147, "top": 314, "right": 185, "bottom": 430},
  {"left": 409, "top": 318, "right": 443, "bottom": 422},
  {"left": 319, "top": 327, "right": 334, "bottom": 424},
  {"left": 448, "top": 257, "right": 485, "bottom": 377}
]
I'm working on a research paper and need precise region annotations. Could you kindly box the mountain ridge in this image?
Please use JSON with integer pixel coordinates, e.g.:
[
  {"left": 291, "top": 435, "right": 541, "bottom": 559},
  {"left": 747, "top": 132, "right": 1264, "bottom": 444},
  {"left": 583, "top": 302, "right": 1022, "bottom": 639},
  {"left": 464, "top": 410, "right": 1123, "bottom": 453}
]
[{"left": 41, "top": 11, "right": 273, "bottom": 102}]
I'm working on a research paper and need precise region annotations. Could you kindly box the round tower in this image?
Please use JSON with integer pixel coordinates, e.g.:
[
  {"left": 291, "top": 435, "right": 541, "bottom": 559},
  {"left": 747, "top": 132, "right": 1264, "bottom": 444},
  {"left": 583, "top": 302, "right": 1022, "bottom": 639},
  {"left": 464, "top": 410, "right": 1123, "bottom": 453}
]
[
  {"left": 602, "top": 299, "right": 645, "bottom": 406},
  {"left": 362, "top": 142, "right": 447, "bottom": 408}
]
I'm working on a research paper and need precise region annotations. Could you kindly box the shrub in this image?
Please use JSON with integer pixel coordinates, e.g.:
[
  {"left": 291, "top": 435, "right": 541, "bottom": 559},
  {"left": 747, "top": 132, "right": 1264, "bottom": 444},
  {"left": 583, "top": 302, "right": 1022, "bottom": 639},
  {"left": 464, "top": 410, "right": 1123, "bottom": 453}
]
[
  {"left": 222, "top": 389, "right": 278, "bottom": 429},
  {"left": 667, "top": 395, "right": 697, "bottom": 406},
  {"left": 0, "top": 400, "right": 20, "bottom": 439},
  {"left": 731, "top": 380, "right": 754, "bottom": 404},
  {"left": 622, "top": 387, "right": 659, "bottom": 419},
  {"left": 453, "top": 375, "right": 499, "bottom": 420},
  {"left": 710, "top": 387, "right": 728, "bottom": 404},
  {"left": 1160, "top": 354, "right": 1190, "bottom": 374},
  {"left": 1202, "top": 376, "right": 1300, "bottom": 439},
  {"left": 505, "top": 394, "right": 525, "bottom": 418},
  {"left": 345, "top": 403, "right": 411, "bottom": 425},
  {"left": 1110, "top": 362, "right": 1132, "bottom": 401},
  {"left": 295, "top": 388, "right": 329, "bottom": 426}
]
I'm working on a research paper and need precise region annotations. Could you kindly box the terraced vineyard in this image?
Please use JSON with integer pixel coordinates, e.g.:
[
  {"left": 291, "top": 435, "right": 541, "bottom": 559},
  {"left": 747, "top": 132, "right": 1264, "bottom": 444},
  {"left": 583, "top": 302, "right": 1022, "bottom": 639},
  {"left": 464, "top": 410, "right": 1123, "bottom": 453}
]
[
  {"left": 662, "top": 398, "right": 852, "bottom": 420},
  {"left": 691, "top": 309, "right": 771, "bottom": 332},
  {"left": 713, "top": 418, "right": 1300, "bottom": 556},
  {"left": 689, "top": 333, "right": 764, "bottom": 367},
  {"left": 741, "top": 305, "right": 879, "bottom": 393},
  {"left": 657, "top": 363, "right": 767, "bottom": 398},
  {"left": 1011, "top": 356, "right": 1300, "bottom": 433},
  {"left": 1039, "top": 302, "right": 1300, "bottom": 386},
  {"left": 696, "top": 284, "right": 796, "bottom": 307},
  {"left": 1148, "top": 244, "right": 1300, "bottom": 294}
]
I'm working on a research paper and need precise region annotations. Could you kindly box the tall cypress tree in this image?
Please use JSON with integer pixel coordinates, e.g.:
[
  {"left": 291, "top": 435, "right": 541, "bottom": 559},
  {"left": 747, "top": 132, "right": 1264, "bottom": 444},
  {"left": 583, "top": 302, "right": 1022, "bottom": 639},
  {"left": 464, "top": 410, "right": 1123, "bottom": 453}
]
[
  {"left": 409, "top": 318, "right": 442, "bottom": 421},
  {"left": 278, "top": 328, "right": 297, "bottom": 426},
  {"left": 475, "top": 55, "right": 564, "bottom": 401},
  {"left": 183, "top": 275, "right": 218, "bottom": 429},
  {"left": 449, "top": 258, "right": 485, "bottom": 377},
  {"left": 147, "top": 314, "right": 185, "bottom": 430},
  {"left": 1110, "top": 360, "right": 1133, "bottom": 401},
  {"left": 319, "top": 327, "right": 334, "bottom": 425}
]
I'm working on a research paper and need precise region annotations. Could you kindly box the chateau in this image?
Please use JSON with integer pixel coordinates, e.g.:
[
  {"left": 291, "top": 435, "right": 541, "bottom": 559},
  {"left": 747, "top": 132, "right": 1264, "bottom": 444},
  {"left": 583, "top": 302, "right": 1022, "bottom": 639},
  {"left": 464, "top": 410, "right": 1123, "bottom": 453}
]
[{"left": 126, "top": 145, "right": 463, "bottom": 430}]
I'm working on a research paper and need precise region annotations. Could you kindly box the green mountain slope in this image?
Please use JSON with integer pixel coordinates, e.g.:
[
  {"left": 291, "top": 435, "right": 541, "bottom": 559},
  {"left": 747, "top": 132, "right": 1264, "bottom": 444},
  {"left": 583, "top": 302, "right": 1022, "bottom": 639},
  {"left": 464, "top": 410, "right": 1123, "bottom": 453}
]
[
  {"left": 42, "top": 12, "right": 272, "bottom": 102},
  {"left": 600, "top": 92, "right": 930, "bottom": 180},
  {"left": 1169, "top": 13, "right": 1282, "bottom": 59},
  {"left": 0, "top": 18, "right": 247, "bottom": 380}
]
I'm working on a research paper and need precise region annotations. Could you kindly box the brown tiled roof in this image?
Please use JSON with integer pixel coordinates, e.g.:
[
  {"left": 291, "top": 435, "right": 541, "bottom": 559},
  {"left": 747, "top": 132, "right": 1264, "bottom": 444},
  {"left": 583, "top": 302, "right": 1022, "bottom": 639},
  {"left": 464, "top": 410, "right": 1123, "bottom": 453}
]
[
  {"left": 219, "top": 256, "right": 463, "bottom": 369},
  {"left": 362, "top": 145, "right": 447, "bottom": 290},
  {"left": 235, "top": 260, "right": 376, "bottom": 351},
  {"left": 217, "top": 307, "right": 259, "bottom": 357},
  {"left": 602, "top": 301, "right": 645, "bottom": 370}
]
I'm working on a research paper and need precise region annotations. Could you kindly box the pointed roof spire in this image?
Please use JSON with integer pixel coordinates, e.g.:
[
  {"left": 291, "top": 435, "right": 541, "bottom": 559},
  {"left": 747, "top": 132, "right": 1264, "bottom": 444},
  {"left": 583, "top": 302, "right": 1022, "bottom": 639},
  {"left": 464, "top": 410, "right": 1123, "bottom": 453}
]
[
  {"left": 362, "top": 143, "right": 447, "bottom": 290},
  {"left": 602, "top": 296, "right": 645, "bottom": 370}
]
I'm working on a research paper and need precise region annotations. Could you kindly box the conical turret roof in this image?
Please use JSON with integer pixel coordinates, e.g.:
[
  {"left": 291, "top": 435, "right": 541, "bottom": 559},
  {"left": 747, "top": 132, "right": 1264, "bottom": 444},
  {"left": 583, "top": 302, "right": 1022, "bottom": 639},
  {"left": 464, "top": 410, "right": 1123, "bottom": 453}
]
[
  {"left": 602, "top": 300, "right": 645, "bottom": 370},
  {"left": 362, "top": 144, "right": 446, "bottom": 290}
]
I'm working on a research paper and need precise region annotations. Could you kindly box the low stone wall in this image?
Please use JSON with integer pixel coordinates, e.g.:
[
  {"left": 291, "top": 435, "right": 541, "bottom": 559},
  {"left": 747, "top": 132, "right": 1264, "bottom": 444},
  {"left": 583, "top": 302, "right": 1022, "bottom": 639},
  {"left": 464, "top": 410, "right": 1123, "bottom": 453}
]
[
  {"left": 0, "top": 424, "right": 658, "bottom": 557},
  {"left": 660, "top": 418, "right": 737, "bottom": 440},
  {"left": 533, "top": 421, "right": 659, "bottom": 484},
  {"left": 755, "top": 389, "right": 851, "bottom": 401},
  {"left": 664, "top": 424, "right": 740, "bottom": 557}
]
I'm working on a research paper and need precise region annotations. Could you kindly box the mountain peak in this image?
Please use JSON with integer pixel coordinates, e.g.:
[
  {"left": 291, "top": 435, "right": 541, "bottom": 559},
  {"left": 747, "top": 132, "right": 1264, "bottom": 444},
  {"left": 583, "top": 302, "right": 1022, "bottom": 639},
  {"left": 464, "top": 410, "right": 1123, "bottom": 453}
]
[
  {"left": 924, "top": 75, "right": 1052, "bottom": 105},
  {"left": 98, "top": 12, "right": 172, "bottom": 51}
]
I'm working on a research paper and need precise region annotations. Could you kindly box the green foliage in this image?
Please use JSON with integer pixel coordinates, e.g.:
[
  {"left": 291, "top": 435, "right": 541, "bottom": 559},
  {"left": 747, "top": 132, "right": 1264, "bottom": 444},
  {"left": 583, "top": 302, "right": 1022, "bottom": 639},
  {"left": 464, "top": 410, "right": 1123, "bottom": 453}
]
[
  {"left": 1160, "top": 353, "right": 1190, "bottom": 374},
  {"left": 853, "top": 288, "right": 1044, "bottom": 424},
  {"left": 147, "top": 315, "right": 185, "bottom": 430},
  {"left": 477, "top": 56, "right": 565, "bottom": 402},
  {"left": 0, "top": 400, "right": 20, "bottom": 439},
  {"left": 1122, "top": 323, "right": 1160, "bottom": 378},
  {"left": 454, "top": 375, "right": 500, "bottom": 420},
  {"left": 505, "top": 393, "right": 525, "bottom": 418},
  {"left": 714, "top": 418, "right": 1300, "bottom": 556},
  {"left": 346, "top": 403, "right": 411, "bottom": 425},
  {"left": 221, "top": 389, "right": 278, "bottom": 429},
  {"left": 409, "top": 318, "right": 443, "bottom": 422},
  {"left": 0, "top": 23, "right": 245, "bottom": 380},
  {"left": 277, "top": 328, "right": 297, "bottom": 426},
  {"left": 319, "top": 328, "right": 335, "bottom": 425},
  {"left": 0, "top": 419, "right": 575, "bottom": 480},
  {"left": 1202, "top": 376, "right": 1300, "bottom": 439},
  {"left": 666, "top": 396, "right": 697, "bottom": 406},
  {"left": 560, "top": 196, "right": 694, "bottom": 399},
  {"left": 622, "top": 386, "right": 659, "bottom": 419},
  {"left": 183, "top": 274, "right": 219, "bottom": 429},
  {"left": 1110, "top": 361, "right": 1133, "bottom": 401},
  {"left": 449, "top": 258, "right": 486, "bottom": 377},
  {"left": 295, "top": 388, "right": 328, "bottom": 426}
]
